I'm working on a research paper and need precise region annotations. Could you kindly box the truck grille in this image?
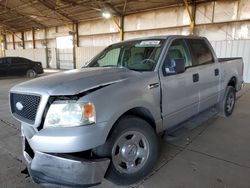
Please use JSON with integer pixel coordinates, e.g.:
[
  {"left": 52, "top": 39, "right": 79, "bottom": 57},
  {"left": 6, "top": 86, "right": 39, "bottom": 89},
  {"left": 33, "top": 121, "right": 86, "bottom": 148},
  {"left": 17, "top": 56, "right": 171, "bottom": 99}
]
[{"left": 10, "top": 93, "right": 41, "bottom": 124}]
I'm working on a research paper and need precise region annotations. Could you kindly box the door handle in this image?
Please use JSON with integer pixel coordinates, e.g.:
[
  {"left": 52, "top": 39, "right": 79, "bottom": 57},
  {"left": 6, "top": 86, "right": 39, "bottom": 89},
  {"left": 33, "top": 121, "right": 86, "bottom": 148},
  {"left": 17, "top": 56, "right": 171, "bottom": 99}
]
[
  {"left": 215, "top": 68, "right": 219, "bottom": 76},
  {"left": 148, "top": 83, "right": 159, "bottom": 89},
  {"left": 193, "top": 73, "right": 199, "bottom": 83}
]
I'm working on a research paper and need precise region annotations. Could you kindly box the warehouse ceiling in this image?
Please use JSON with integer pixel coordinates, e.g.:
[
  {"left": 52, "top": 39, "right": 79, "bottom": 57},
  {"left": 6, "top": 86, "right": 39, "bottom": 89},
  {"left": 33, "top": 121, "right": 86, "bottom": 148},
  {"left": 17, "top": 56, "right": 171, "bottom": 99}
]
[{"left": 0, "top": 0, "right": 208, "bottom": 33}]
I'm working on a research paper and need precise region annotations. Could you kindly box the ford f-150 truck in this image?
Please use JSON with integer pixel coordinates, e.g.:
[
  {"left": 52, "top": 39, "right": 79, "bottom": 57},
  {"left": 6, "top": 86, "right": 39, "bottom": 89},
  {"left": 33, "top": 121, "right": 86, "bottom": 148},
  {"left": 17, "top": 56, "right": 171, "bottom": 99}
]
[{"left": 9, "top": 35, "right": 243, "bottom": 187}]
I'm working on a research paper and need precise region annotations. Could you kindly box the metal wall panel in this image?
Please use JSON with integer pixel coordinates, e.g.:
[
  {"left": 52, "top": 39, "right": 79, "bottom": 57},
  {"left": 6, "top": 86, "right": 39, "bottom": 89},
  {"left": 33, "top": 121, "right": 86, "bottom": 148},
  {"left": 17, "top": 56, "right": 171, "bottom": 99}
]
[
  {"left": 5, "top": 48, "right": 47, "bottom": 68},
  {"left": 56, "top": 48, "right": 74, "bottom": 70},
  {"left": 76, "top": 46, "right": 105, "bottom": 68},
  {"left": 239, "top": 0, "right": 250, "bottom": 20},
  {"left": 210, "top": 39, "right": 250, "bottom": 82},
  {"left": 195, "top": 2, "right": 214, "bottom": 24},
  {"left": 124, "top": 6, "right": 190, "bottom": 32},
  {"left": 214, "top": 1, "right": 238, "bottom": 23}
]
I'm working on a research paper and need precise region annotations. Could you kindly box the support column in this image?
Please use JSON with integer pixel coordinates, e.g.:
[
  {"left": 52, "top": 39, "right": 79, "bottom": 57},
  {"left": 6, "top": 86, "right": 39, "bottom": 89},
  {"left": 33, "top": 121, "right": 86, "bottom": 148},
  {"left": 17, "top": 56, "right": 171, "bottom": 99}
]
[
  {"left": 32, "top": 28, "right": 36, "bottom": 49},
  {"left": 112, "top": 15, "right": 124, "bottom": 41},
  {"left": 12, "top": 33, "right": 15, "bottom": 50},
  {"left": 72, "top": 23, "right": 77, "bottom": 69},
  {"left": 183, "top": 0, "right": 196, "bottom": 35},
  {"left": 44, "top": 27, "right": 49, "bottom": 68},
  {"left": 3, "top": 34, "right": 7, "bottom": 50},
  {"left": 21, "top": 32, "right": 25, "bottom": 49},
  {"left": 120, "top": 16, "right": 124, "bottom": 41},
  {"left": 75, "top": 23, "right": 79, "bottom": 47},
  {"left": 0, "top": 34, "right": 3, "bottom": 57}
]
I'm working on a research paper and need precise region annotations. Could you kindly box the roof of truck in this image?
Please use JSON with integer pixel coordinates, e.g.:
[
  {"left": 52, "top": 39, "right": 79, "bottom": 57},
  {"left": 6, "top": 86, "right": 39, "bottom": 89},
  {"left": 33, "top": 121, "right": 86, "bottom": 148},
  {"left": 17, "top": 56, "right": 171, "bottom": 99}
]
[
  {"left": 110, "top": 35, "right": 206, "bottom": 46},
  {"left": 127, "top": 35, "right": 205, "bottom": 41}
]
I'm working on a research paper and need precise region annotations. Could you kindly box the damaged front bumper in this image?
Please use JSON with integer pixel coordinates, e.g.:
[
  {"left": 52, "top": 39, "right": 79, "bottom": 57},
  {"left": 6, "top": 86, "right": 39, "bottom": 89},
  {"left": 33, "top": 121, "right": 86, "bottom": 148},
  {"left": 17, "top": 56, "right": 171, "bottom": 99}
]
[{"left": 23, "top": 139, "right": 110, "bottom": 187}]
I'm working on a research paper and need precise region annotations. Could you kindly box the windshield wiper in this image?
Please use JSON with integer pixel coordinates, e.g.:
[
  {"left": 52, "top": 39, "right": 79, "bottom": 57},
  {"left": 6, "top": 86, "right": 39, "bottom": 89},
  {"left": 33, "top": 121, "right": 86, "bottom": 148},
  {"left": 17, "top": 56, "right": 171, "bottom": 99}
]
[
  {"left": 101, "top": 65, "right": 118, "bottom": 67},
  {"left": 117, "top": 66, "right": 142, "bottom": 72}
]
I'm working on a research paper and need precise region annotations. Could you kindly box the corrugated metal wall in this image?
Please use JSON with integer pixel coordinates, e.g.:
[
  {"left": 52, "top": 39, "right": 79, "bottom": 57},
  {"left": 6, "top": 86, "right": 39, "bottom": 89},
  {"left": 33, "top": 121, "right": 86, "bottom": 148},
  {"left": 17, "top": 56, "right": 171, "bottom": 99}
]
[
  {"left": 3, "top": 0, "right": 250, "bottom": 78},
  {"left": 5, "top": 48, "right": 47, "bottom": 67},
  {"left": 210, "top": 40, "right": 250, "bottom": 82},
  {"left": 76, "top": 47, "right": 105, "bottom": 68}
]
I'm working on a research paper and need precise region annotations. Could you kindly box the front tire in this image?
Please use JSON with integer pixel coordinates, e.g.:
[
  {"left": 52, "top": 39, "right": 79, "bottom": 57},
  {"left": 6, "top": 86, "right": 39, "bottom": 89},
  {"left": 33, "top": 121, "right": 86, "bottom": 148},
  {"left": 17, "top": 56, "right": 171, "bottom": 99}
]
[
  {"left": 26, "top": 69, "right": 37, "bottom": 78},
  {"left": 102, "top": 116, "right": 158, "bottom": 185},
  {"left": 218, "top": 86, "right": 236, "bottom": 117}
]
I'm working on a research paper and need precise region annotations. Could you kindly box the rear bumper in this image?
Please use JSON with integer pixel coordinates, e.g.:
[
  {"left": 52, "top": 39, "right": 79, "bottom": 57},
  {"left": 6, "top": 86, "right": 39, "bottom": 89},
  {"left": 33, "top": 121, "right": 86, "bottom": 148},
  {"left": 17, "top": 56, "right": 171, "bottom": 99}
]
[{"left": 23, "top": 139, "right": 110, "bottom": 187}]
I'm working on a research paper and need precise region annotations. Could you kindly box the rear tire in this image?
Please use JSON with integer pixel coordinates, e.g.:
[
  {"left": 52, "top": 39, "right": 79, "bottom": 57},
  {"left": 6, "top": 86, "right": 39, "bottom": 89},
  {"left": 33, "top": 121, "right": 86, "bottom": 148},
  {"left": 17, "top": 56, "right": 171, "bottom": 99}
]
[
  {"left": 26, "top": 69, "right": 37, "bottom": 78},
  {"left": 96, "top": 115, "right": 158, "bottom": 185},
  {"left": 217, "top": 86, "right": 236, "bottom": 117}
]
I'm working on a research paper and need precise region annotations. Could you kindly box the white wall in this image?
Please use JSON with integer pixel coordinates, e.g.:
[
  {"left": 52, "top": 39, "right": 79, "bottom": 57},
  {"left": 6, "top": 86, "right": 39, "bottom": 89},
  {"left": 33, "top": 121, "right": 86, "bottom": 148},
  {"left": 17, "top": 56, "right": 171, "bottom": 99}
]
[
  {"left": 47, "top": 46, "right": 105, "bottom": 69},
  {"left": 4, "top": 0, "right": 250, "bottom": 50},
  {"left": 76, "top": 46, "right": 105, "bottom": 68},
  {"left": 5, "top": 48, "right": 47, "bottom": 68},
  {"left": 211, "top": 40, "right": 250, "bottom": 83},
  {"left": 3, "top": 0, "right": 250, "bottom": 74}
]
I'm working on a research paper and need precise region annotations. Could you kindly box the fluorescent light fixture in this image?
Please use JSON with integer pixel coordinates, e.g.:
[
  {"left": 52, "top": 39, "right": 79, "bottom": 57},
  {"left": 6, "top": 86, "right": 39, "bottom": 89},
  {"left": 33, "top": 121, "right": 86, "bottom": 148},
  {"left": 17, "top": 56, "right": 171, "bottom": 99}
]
[{"left": 102, "top": 11, "right": 112, "bottom": 19}]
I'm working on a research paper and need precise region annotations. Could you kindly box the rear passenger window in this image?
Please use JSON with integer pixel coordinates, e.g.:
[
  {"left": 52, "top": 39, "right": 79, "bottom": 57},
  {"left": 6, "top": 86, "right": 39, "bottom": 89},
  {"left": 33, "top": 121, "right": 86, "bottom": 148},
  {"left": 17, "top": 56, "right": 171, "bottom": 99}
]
[
  {"left": 189, "top": 39, "right": 214, "bottom": 65},
  {"left": 12, "top": 58, "right": 25, "bottom": 65}
]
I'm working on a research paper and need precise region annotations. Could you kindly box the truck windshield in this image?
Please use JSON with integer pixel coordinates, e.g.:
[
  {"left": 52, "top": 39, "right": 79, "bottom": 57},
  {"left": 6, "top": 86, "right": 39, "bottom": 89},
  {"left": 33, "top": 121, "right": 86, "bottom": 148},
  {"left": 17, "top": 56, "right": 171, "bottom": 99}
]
[{"left": 87, "top": 39, "right": 164, "bottom": 71}]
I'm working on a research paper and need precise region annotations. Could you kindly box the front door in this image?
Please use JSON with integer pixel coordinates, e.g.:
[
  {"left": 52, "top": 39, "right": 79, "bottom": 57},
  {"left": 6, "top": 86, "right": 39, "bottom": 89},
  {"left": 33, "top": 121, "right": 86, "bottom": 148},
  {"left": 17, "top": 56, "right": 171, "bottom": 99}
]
[{"left": 160, "top": 39, "right": 200, "bottom": 129}]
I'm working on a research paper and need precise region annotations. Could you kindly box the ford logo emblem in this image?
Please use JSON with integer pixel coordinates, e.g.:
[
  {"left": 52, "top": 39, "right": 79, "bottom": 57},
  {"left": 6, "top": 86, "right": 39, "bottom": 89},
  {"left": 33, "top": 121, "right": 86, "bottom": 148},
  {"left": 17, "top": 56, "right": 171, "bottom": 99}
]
[{"left": 16, "top": 102, "right": 24, "bottom": 111}]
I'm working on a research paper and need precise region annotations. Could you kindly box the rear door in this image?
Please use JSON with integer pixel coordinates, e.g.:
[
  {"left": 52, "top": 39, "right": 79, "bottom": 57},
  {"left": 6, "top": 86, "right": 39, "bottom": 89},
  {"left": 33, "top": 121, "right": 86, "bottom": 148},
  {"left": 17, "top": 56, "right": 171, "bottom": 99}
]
[
  {"left": 160, "top": 39, "right": 200, "bottom": 129},
  {"left": 187, "top": 38, "right": 220, "bottom": 112},
  {"left": 9, "top": 57, "right": 28, "bottom": 75}
]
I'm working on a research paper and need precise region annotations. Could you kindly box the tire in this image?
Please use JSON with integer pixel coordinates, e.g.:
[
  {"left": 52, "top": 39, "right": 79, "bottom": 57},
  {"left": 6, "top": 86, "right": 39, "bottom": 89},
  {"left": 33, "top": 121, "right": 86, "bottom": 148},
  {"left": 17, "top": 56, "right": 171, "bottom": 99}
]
[
  {"left": 26, "top": 69, "right": 37, "bottom": 78},
  {"left": 217, "top": 86, "right": 236, "bottom": 117},
  {"left": 95, "top": 115, "right": 158, "bottom": 185}
]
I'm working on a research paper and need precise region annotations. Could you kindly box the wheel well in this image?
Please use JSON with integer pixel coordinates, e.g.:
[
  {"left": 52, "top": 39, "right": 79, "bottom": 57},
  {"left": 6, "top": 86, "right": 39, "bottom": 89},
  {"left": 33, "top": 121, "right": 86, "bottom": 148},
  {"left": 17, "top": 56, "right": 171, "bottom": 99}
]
[
  {"left": 228, "top": 77, "right": 237, "bottom": 89},
  {"left": 109, "top": 107, "right": 157, "bottom": 136},
  {"left": 102, "top": 107, "right": 157, "bottom": 148},
  {"left": 122, "top": 107, "right": 156, "bottom": 130}
]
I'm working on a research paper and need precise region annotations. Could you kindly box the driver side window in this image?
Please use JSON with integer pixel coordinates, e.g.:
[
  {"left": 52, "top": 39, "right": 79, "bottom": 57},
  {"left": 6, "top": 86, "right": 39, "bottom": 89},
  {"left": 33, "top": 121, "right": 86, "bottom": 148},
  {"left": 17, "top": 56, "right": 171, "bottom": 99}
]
[
  {"left": 95, "top": 48, "right": 121, "bottom": 67},
  {"left": 164, "top": 39, "right": 192, "bottom": 74}
]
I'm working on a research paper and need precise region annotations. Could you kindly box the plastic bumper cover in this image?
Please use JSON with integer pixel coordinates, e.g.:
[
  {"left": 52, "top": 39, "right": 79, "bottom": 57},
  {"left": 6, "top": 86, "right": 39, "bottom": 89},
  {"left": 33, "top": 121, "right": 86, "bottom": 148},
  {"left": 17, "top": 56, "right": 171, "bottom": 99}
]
[
  {"left": 23, "top": 122, "right": 109, "bottom": 153},
  {"left": 23, "top": 139, "right": 110, "bottom": 187}
]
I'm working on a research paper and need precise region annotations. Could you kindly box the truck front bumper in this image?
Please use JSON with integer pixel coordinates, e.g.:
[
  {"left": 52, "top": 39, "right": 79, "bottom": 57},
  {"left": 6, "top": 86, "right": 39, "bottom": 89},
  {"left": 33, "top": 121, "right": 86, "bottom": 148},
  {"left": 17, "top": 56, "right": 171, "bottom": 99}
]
[{"left": 23, "top": 139, "right": 110, "bottom": 187}]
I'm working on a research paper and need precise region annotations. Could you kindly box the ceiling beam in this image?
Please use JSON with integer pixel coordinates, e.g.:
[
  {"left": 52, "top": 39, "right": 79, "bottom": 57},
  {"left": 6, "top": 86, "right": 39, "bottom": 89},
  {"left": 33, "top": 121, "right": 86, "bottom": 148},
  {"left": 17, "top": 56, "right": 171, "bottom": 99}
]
[
  {"left": 0, "top": 23, "right": 17, "bottom": 33},
  {"left": 38, "top": 0, "right": 76, "bottom": 23},
  {"left": 102, "top": 2, "right": 122, "bottom": 16},
  {"left": 0, "top": 3, "right": 46, "bottom": 30},
  {"left": 0, "top": 0, "right": 38, "bottom": 16}
]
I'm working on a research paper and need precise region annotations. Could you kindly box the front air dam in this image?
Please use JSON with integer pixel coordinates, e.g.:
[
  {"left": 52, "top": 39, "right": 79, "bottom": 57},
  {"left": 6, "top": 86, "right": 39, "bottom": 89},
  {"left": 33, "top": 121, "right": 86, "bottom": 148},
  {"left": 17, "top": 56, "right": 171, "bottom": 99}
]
[{"left": 24, "top": 151, "right": 110, "bottom": 187}]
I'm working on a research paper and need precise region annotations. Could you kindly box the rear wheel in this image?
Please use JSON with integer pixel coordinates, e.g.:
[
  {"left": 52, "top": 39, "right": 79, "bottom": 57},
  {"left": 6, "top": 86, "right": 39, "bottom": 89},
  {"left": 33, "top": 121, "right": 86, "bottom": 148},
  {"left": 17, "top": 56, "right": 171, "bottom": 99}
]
[
  {"left": 26, "top": 69, "right": 37, "bottom": 78},
  {"left": 98, "top": 116, "right": 158, "bottom": 185},
  {"left": 218, "top": 86, "right": 236, "bottom": 117}
]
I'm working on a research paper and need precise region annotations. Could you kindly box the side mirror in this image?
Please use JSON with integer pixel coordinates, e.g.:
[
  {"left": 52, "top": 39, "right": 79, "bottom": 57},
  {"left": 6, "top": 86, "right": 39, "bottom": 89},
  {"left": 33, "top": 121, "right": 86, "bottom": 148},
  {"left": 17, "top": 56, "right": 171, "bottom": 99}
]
[{"left": 164, "top": 58, "right": 186, "bottom": 75}]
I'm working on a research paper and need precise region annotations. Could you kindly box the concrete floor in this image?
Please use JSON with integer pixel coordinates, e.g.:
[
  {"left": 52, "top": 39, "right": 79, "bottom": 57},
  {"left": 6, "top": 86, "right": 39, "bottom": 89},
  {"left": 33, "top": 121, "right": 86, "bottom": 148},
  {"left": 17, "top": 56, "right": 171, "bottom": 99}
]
[{"left": 1, "top": 72, "right": 250, "bottom": 188}]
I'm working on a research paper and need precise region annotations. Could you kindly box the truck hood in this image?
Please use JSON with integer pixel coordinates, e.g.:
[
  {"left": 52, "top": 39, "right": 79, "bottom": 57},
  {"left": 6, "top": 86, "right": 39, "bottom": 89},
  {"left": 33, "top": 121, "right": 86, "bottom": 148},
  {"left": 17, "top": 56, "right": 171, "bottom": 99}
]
[{"left": 10, "top": 67, "right": 139, "bottom": 95}]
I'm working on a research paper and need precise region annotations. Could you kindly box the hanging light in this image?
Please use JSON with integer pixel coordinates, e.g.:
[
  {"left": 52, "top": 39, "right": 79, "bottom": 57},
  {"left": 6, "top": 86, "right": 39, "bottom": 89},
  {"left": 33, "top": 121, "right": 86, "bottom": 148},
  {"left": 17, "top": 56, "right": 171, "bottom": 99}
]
[{"left": 102, "top": 11, "right": 112, "bottom": 19}]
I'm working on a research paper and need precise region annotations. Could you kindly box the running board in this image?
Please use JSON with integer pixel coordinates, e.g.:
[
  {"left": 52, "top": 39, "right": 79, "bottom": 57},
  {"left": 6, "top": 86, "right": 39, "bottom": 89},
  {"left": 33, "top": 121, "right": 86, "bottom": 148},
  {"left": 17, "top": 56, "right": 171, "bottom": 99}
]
[{"left": 164, "top": 107, "right": 218, "bottom": 142}]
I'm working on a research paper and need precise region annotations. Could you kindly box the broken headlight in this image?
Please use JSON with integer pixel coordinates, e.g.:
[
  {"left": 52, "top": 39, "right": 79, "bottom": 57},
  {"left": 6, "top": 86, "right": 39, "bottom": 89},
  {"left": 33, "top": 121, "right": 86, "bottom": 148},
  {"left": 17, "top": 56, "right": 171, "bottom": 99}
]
[{"left": 44, "top": 101, "right": 96, "bottom": 129}]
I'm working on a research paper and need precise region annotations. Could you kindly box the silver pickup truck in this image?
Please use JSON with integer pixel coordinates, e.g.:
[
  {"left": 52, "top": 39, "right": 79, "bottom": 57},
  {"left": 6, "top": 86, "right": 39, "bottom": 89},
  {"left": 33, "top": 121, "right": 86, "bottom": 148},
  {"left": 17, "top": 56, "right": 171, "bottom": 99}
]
[{"left": 9, "top": 35, "right": 243, "bottom": 187}]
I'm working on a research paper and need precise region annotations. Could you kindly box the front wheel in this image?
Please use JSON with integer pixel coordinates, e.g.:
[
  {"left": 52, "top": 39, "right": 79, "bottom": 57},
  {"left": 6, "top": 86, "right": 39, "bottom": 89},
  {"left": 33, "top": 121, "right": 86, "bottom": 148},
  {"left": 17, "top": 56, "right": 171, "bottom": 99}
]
[
  {"left": 26, "top": 69, "right": 37, "bottom": 78},
  {"left": 103, "top": 116, "right": 158, "bottom": 185}
]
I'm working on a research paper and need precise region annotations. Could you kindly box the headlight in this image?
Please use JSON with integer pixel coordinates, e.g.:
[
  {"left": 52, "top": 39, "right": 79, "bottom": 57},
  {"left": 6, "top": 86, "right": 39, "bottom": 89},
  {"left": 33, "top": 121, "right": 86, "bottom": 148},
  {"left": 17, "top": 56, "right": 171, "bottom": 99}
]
[{"left": 44, "top": 101, "right": 96, "bottom": 129}]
